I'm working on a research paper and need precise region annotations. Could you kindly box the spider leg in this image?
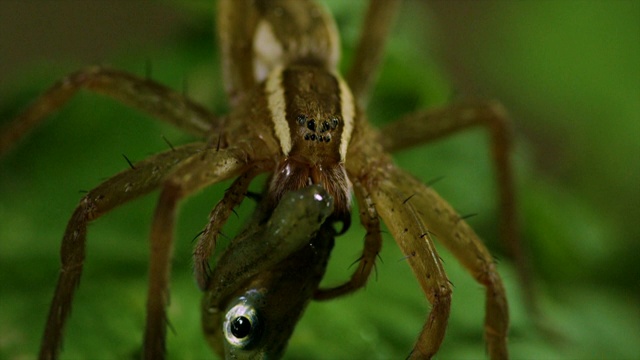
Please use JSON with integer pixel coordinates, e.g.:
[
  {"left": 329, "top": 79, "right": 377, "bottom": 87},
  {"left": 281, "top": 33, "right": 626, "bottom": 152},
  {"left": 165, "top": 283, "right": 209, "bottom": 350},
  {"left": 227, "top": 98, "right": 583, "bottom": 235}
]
[
  {"left": 38, "top": 143, "right": 205, "bottom": 360},
  {"left": 217, "top": 0, "right": 260, "bottom": 105},
  {"left": 0, "top": 66, "right": 216, "bottom": 155},
  {"left": 314, "top": 178, "right": 382, "bottom": 300},
  {"left": 347, "top": 0, "right": 402, "bottom": 107},
  {"left": 380, "top": 101, "right": 535, "bottom": 315},
  {"left": 203, "top": 185, "right": 335, "bottom": 311},
  {"left": 365, "top": 167, "right": 453, "bottom": 359},
  {"left": 376, "top": 166, "right": 509, "bottom": 360},
  {"left": 40, "top": 143, "right": 255, "bottom": 359},
  {"left": 138, "top": 144, "right": 259, "bottom": 358},
  {"left": 193, "top": 166, "right": 267, "bottom": 290},
  {"left": 143, "top": 183, "right": 181, "bottom": 359}
]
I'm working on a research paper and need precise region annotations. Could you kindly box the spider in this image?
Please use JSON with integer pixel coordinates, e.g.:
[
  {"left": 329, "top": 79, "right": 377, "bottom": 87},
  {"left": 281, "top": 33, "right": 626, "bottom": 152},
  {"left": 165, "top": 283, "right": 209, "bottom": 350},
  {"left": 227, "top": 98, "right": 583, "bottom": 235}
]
[{"left": 0, "top": 0, "right": 522, "bottom": 359}]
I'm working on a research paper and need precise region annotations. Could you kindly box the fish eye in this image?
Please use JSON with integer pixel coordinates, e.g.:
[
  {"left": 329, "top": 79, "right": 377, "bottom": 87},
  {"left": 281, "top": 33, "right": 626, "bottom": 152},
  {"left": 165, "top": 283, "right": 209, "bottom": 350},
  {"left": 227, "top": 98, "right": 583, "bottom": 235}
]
[{"left": 224, "top": 303, "right": 261, "bottom": 348}]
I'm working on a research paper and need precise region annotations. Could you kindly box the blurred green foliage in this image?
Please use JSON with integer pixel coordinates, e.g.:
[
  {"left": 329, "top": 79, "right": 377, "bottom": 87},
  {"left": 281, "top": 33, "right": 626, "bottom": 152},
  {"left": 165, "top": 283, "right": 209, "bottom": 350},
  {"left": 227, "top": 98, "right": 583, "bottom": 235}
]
[{"left": 0, "top": 1, "right": 638, "bottom": 359}]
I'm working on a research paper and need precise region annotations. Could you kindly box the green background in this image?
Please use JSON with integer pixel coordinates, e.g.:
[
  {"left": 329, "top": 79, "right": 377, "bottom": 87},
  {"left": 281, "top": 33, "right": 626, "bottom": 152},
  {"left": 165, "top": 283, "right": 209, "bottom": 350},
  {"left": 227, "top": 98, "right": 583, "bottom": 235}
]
[{"left": 1, "top": 1, "right": 638, "bottom": 359}]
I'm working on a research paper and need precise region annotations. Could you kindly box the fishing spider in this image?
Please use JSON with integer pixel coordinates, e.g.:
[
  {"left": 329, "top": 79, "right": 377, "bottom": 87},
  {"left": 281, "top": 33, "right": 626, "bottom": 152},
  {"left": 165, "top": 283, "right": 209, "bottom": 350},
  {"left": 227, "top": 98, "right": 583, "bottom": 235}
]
[{"left": 0, "top": 0, "right": 520, "bottom": 359}]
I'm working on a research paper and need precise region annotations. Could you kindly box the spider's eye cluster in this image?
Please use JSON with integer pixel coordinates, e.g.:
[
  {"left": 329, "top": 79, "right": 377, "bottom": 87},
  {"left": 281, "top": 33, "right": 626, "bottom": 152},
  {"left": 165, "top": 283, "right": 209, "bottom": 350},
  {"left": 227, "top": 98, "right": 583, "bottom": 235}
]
[
  {"left": 224, "top": 303, "right": 261, "bottom": 348},
  {"left": 297, "top": 114, "right": 339, "bottom": 143}
]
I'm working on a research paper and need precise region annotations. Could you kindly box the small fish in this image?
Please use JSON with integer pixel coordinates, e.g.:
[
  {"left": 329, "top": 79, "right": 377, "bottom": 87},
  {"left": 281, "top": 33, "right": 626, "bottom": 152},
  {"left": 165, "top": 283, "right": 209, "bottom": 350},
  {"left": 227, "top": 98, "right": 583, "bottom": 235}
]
[{"left": 201, "top": 185, "right": 335, "bottom": 359}]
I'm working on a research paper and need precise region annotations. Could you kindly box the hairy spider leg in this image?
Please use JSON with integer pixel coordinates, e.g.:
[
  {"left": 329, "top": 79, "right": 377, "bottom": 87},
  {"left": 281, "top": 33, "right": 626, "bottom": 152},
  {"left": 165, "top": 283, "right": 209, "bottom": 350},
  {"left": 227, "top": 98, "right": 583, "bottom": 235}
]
[
  {"left": 314, "top": 178, "right": 382, "bottom": 299},
  {"left": 144, "top": 182, "right": 181, "bottom": 358},
  {"left": 0, "top": 66, "right": 217, "bottom": 156},
  {"left": 377, "top": 166, "right": 509, "bottom": 360},
  {"left": 141, "top": 145, "right": 259, "bottom": 359},
  {"left": 0, "top": 63, "right": 252, "bottom": 360},
  {"left": 366, "top": 167, "right": 453, "bottom": 360},
  {"left": 37, "top": 143, "right": 204, "bottom": 360},
  {"left": 380, "top": 101, "right": 533, "bottom": 316},
  {"left": 194, "top": 166, "right": 268, "bottom": 290},
  {"left": 28, "top": 136, "right": 255, "bottom": 360},
  {"left": 345, "top": 0, "right": 401, "bottom": 108}
]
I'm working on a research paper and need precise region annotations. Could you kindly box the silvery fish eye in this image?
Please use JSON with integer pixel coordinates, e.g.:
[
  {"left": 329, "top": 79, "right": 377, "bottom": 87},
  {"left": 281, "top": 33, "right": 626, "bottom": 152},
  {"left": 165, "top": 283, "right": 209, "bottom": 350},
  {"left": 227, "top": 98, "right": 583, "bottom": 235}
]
[{"left": 224, "top": 301, "right": 262, "bottom": 348}]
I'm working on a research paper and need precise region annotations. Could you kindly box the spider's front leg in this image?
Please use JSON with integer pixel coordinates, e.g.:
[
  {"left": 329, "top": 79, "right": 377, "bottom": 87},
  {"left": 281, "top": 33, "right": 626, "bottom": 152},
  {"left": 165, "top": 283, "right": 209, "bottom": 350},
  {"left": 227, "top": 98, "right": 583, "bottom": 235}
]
[
  {"left": 141, "top": 144, "right": 263, "bottom": 359},
  {"left": 35, "top": 139, "right": 256, "bottom": 360},
  {"left": 379, "top": 102, "right": 517, "bottom": 252},
  {"left": 0, "top": 62, "right": 244, "bottom": 360},
  {"left": 314, "top": 178, "right": 382, "bottom": 300},
  {"left": 144, "top": 182, "right": 182, "bottom": 358},
  {"left": 365, "top": 160, "right": 509, "bottom": 359},
  {"left": 0, "top": 66, "right": 217, "bottom": 155},
  {"left": 380, "top": 101, "right": 534, "bottom": 314},
  {"left": 38, "top": 143, "right": 204, "bottom": 360},
  {"left": 193, "top": 166, "right": 268, "bottom": 290},
  {"left": 361, "top": 166, "right": 453, "bottom": 359}
]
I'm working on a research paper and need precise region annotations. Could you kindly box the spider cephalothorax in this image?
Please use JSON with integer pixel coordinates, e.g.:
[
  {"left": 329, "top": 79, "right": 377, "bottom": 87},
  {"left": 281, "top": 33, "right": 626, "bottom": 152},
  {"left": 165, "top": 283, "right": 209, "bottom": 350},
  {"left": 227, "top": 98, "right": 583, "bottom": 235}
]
[{"left": 264, "top": 65, "right": 354, "bottom": 225}]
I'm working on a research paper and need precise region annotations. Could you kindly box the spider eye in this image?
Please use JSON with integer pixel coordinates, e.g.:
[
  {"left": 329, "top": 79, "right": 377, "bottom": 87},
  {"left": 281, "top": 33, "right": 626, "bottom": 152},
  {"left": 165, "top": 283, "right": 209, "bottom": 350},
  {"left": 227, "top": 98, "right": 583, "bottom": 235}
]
[
  {"left": 224, "top": 303, "right": 261, "bottom": 348},
  {"left": 307, "top": 119, "right": 317, "bottom": 132}
]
